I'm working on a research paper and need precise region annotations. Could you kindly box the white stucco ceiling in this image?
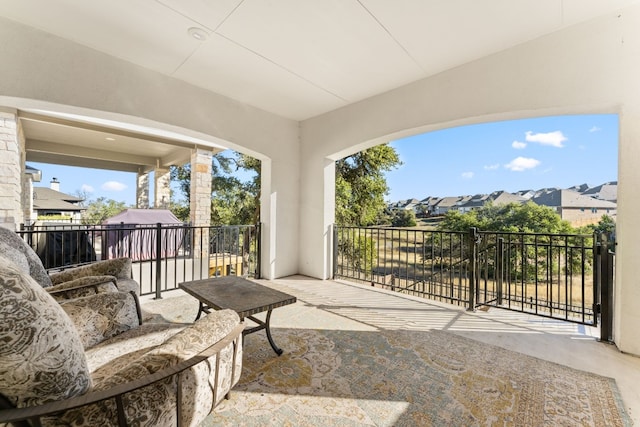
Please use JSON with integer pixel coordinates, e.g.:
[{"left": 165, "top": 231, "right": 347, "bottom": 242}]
[{"left": 1, "top": 0, "right": 637, "bottom": 121}]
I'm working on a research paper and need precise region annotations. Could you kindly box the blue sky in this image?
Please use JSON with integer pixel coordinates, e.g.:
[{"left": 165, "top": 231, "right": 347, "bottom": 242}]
[
  {"left": 30, "top": 114, "right": 618, "bottom": 206},
  {"left": 385, "top": 114, "right": 618, "bottom": 202}
]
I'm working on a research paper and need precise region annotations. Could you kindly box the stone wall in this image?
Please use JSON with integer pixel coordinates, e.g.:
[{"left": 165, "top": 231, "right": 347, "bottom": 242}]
[{"left": 0, "top": 110, "right": 23, "bottom": 229}]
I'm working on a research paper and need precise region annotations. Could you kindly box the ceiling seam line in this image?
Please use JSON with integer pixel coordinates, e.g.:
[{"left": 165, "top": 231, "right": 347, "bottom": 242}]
[
  {"left": 213, "top": 32, "right": 350, "bottom": 103},
  {"left": 356, "top": 0, "right": 427, "bottom": 74}
]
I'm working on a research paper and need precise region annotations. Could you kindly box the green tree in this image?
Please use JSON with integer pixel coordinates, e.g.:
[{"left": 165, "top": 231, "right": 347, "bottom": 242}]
[
  {"left": 81, "top": 197, "right": 128, "bottom": 224},
  {"left": 170, "top": 151, "right": 260, "bottom": 225},
  {"left": 438, "top": 202, "right": 573, "bottom": 234},
  {"left": 337, "top": 229, "right": 377, "bottom": 275},
  {"left": 335, "top": 144, "right": 401, "bottom": 226},
  {"left": 436, "top": 202, "right": 582, "bottom": 280},
  {"left": 391, "top": 209, "right": 417, "bottom": 227}
]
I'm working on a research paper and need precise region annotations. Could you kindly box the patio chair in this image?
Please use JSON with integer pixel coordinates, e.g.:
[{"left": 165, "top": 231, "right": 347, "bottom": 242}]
[
  {"left": 0, "top": 253, "right": 244, "bottom": 426},
  {"left": 0, "top": 225, "right": 139, "bottom": 298}
]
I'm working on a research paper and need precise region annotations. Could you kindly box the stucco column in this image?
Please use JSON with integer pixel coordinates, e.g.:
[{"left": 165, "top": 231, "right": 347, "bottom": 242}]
[
  {"left": 154, "top": 167, "right": 170, "bottom": 209},
  {"left": 190, "top": 148, "right": 212, "bottom": 264},
  {"left": 136, "top": 171, "right": 149, "bottom": 209},
  {"left": 614, "top": 105, "right": 640, "bottom": 356},
  {"left": 0, "top": 108, "right": 23, "bottom": 229},
  {"left": 298, "top": 156, "right": 335, "bottom": 279}
]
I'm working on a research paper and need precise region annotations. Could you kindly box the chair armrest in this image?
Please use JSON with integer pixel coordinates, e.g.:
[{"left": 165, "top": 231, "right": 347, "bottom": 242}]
[
  {"left": 0, "top": 322, "right": 245, "bottom": 427},
  {"left": 47, "top": 275, "right": 118, "bottom": 301},
  {"left": 50, "top": 258, "right": 132, "bottom": 285},
  {"left": 59, "top": 291, "right": 142, "bottom": 349}
]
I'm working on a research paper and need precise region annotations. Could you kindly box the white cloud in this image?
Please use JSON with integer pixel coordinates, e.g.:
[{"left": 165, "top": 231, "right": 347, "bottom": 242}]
[
  {"left": 484, "top": 164, "right": 500, "bottom": 170},
  {"left": 102, "top": 181, "right": 127, "bottom": 192},
  {"left": 512, "top": 140, "right": 527, "bottom": 149},
  {"left": 461, "top": 171, "right": 474, "bottom": 179},
  {"left": 81, "top": 184, "right": 94, "bottom": 193},
  {"left": 589, "top": 126, "right": 602, "bottom": 133},
  {"left": 525, "top": 130, "right": 567, "bottom": 148},
  {"left": 504, "top": 157, "right": 541, "bottom": 172}
]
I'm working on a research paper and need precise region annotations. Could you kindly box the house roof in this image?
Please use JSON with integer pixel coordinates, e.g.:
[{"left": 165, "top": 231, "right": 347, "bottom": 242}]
[
  {"left": 582, "top": 181, "right": 618, "bottom": 202},
  {"left": 33, "top": 187, "right": 84, "bottom": 212},
  {"left": 433, "top": 197, "right": 463, "bottom": 209},
  {"left": 33, "top": 187, "right": 83, "bottom": 203},
  {"left": 531, "top": 189, "right": 617, "bottom": 209}
]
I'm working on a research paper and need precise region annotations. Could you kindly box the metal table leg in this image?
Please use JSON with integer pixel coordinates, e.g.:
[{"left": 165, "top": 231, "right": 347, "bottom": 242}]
[{"left": 245, "top": 309, "right": 283, "bottom": 356}]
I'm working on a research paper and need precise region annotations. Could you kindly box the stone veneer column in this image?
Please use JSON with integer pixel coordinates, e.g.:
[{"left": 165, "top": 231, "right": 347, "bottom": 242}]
[
  {"left": 154, "top": 167, "right": 170, "bottom": 209},
  {"left": 190, "top": 149, "right": 212, "bottom": 261},
  {"left": 136, "top": 171, "right": 150, "bottom": 209},
  {"left": 0, "top": 109, "right": 23, "bottom": 229}
]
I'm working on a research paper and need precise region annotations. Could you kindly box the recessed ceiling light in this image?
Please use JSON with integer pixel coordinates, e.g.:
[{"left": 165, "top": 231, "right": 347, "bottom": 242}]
[
  {"left": 105, "top": 137, "right": 115, "bottom": 141},
  {"left": 188, "top": 27, "right": 208, "bottom": 41}
]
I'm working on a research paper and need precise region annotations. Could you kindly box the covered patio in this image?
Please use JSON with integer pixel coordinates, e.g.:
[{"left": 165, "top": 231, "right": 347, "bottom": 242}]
[
  {"left": 141, "top": 276, "right": 640, "bottom": 425},
  {"left": 1, "top": 1, "right": 640, "bottom": 423}
]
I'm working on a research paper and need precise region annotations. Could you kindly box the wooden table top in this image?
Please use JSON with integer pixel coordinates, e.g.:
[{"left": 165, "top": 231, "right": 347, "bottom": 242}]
[{"left": 179, "top": 276, "right": 297, "bottom": 319}]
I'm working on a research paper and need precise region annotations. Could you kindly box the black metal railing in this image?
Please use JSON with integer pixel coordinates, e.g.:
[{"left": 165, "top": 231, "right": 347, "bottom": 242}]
[
  {"left": 18, "top": 223, "right": 261, "bottom": 298},
  {"left": 334, "top": 225, "right": 613, "bottom": 326}
]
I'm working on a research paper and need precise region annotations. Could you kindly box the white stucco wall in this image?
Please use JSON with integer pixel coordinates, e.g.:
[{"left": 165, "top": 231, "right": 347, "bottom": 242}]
[{"left": 299, "top": 5, "right": 640, "bottom": 354}]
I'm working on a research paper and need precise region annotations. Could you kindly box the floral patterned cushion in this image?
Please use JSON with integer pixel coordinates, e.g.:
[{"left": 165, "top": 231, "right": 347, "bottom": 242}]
[
  {"left": 48, "top": 276, "right": 119, "bottom": 302},
  {"left": 0, "top": 257, "right": 91, "bottom": 408},
  {"left": 50, "top": 258, "right": 139, "bottom": 295},
  {"left": 60, "top": 291, "right": 142, "bottom": 349},
  {"left": 60, "top": 310, "right": 242, "bottom": 426},
  {"left": 0, "top": 225, "right": 53, "bottom": 288}
]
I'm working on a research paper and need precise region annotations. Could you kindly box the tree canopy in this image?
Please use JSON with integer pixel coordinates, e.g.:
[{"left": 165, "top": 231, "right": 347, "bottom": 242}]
[
  {"left": 391, "top": 209, "right": 417, "bottom": 227},
  {"left": 335, "top": 144, "right": 401, "bottom": 226},
  {"left": 80, "top": 197, "right": 128, "bottom": 225},
  {"left": 170, "top": 151, "right": 260, "bottom": 225},
  {"left": 437, "top": 201, "right": 575, "bottom": 234}
]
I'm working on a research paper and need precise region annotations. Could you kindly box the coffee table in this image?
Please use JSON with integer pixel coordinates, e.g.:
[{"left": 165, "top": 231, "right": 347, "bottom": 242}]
[{"left": 179, "top": 276, "right": 297, "bottom": 355}]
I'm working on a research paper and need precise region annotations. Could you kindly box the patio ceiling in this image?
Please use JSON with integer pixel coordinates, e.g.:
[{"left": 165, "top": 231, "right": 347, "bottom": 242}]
[
  {"left": 1, "top": 0, "right": 638, "bottom": 172},
  {"left": 19, "top": 110, "right": 225, "bottom": 173}
]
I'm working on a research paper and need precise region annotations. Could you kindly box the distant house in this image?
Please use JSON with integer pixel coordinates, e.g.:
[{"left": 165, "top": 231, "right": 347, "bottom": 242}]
[
  {"left": 567, "top": 183, "right": 590, "bottom": 193},
  {"left": 458, "top": 194, "right": 489, "bottom": 213},
  {"left": 457, "top": 191, "right": 526, "bottom": 213},
  {"left": 530, "top": 189, "right": 616, "bottom": 227},
  {"left": 431, "top": 196, "right": 464, "bottom": 215},
  {"left": 515, "top": 189, "right": 536, "bottom": 200},
  {"left": 33, "top": 178, "right": 85, "bottom": 222},
  {"left": 581, "top": 181, "right": 617, "bottom": 202}
]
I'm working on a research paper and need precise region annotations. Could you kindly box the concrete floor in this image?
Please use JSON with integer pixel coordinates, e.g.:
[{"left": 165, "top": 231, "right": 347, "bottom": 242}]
[{"left": 140, "top": 275, "right": 640, "bottom": 424}]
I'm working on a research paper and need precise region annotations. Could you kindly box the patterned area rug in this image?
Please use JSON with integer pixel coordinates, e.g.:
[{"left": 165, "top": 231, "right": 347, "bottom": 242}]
[{"left": 201, "top": 328, "right": 630, "bottom": 426}]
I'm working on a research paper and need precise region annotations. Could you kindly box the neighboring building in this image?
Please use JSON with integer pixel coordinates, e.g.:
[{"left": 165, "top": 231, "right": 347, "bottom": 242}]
[
  {"left": 567, "top": 183, "right": 590, "bottom": 193},
  {"left": 515, "top": 189, "right": 536, "bottom": 200},
  {"left": 530, "top": 189, "right": 616, "bottom": 227},
  {"left": 458, "top": 194, "right": 489, "bottom": 213},
  {"left": 582, "top": 181, "right": 617, "bottom": 202},
  {"left": 431, "top": 196, "right": 464, "bottom": 215},
  {"left": 33, "top": 178, "right": 85, "bottom": 222},
  {"left": 457, "top": 191, "right": 527, "bottom": 213}
]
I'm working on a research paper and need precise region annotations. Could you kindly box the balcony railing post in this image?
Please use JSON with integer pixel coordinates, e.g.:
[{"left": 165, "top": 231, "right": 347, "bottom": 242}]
[
  {"left": 154, "top": 222, "right": 162, "bottom": 300},
  {"left": 332, "top": 224, "right": 338, "bottom": 280},
  {"left": 599, "top": 233, "right": 614, "bottom": 342},
  {"left": 497, "top": 237, "right": 504, "bottom": 306},
  {"left": 467, "top": 227, "right": 478, "bottom": 311}
]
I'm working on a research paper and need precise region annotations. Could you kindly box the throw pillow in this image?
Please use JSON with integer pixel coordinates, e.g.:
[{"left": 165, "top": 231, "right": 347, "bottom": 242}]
[{"left": 0, "top": 257, "right": 91, "bottom": 407}]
